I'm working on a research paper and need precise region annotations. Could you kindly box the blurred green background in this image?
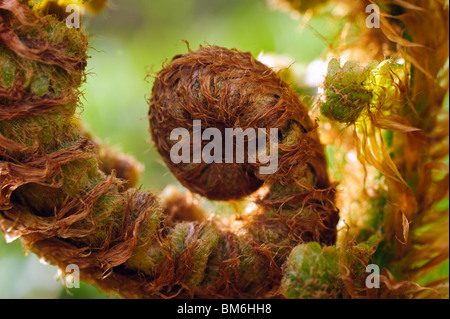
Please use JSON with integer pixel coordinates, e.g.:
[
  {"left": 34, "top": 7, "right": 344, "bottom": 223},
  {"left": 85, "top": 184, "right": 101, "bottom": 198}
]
[{"left": 0, "top": 0, "right": 331, "bottom": 298}]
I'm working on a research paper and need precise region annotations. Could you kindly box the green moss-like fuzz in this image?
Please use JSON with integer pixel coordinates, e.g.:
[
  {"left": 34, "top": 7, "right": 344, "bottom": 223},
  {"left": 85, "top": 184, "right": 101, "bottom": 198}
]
[
  {"left": 0, "top": 49, "right": 16, "bottom": 89},
  {"left": 281, "top": 242, "right": 341, "bottom": 299},
  {"left": 185, "top": 224, "right": 220, "bottom": 288},
  {"left": 320, "top": 58, "right": 407, "bottom": 124},
  {"left": 320, "top": 58, "right": 373, "bottom": 124}
]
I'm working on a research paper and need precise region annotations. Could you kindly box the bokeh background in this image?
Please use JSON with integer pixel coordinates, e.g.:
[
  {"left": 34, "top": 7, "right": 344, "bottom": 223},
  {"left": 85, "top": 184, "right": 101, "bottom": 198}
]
[{"left": 0, "top": 0, "right": 334, "bottom": 298}]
